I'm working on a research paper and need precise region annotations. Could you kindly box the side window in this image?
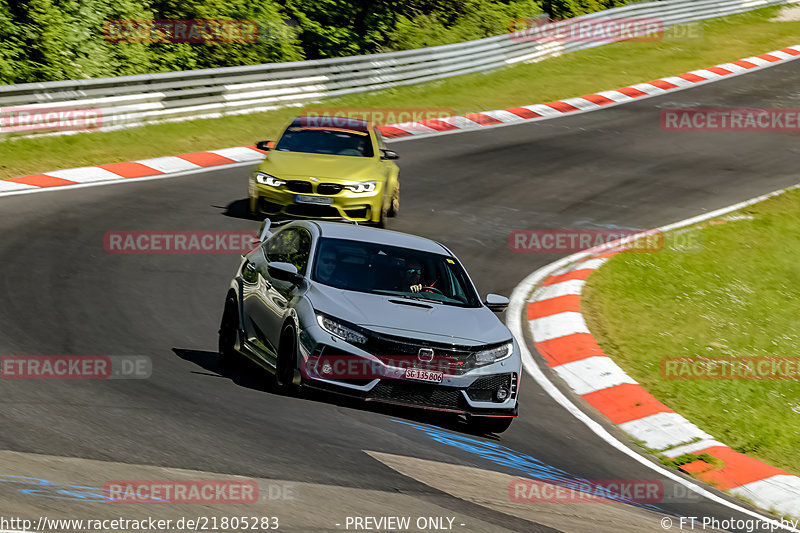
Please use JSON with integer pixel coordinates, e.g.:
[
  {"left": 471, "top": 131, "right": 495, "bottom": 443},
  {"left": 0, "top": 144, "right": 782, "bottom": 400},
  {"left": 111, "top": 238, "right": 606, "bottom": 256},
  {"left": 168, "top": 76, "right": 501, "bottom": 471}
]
[{"left": 264, "top": 228, "right": 312, "bottom": 274}]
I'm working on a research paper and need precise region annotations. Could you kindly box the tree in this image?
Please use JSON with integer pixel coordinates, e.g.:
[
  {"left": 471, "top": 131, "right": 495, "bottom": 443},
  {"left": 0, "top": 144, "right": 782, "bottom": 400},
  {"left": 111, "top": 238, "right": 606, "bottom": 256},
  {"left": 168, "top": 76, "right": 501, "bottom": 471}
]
[{"left": 542, "top": 0, "right": 628, "bottom": 19}]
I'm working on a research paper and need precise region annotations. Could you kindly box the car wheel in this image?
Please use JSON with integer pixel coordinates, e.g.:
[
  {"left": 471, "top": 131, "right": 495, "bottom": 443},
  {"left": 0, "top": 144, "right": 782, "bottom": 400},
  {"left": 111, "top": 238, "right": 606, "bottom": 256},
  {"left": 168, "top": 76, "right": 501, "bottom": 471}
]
[
  {"left": 247, "top": 197, "right": 259, "bottom": 219},
  {"left": 218, "top": 295, "right": 241, "bottom": 372},
  {"left": 387, "top": 183, "right": 399, "bottom": 217},
  {"left": 272, "top": 324, "right": 300, "bottom": 395},
  {"left": 375, "top": 205, "right": 387, "bottom": 229},
  {"left": 467, "top": 416, "right": 514, "bottom": 434}
]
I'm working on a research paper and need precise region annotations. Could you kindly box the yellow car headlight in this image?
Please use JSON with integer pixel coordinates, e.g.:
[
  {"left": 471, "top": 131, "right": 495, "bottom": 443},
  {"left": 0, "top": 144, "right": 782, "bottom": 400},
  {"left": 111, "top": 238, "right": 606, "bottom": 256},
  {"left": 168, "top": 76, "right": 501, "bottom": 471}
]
[
  {"left": 255, "top": 172, "right": 286, "bottom": 187},
  {"left": 344, "top": 181, "right": 377, "bottom": 194}
]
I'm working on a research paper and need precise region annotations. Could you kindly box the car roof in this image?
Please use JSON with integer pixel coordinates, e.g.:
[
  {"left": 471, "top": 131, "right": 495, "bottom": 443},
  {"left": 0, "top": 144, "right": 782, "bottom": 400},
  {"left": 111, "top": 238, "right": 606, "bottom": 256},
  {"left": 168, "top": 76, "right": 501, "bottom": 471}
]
[
  {"left": 309, "top": 221, "right": 449, "bottom": 255},
  {"left": 289, "top": 116, "right": 370, "bottom": 133}
]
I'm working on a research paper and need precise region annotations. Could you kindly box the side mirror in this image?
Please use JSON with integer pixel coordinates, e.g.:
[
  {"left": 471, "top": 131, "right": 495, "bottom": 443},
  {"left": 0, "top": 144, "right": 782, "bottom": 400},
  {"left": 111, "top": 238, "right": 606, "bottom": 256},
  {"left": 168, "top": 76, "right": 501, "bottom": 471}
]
[
  {"left": 484, "top": 293, "right": 509, "bottom": 312},
  {"left": 256, "top": 140, "right": 272, "bottom": 152},
  {"left": 268, "top": 262, "right": 301, "bottom": 284},
  {"left": 381, "top": 149, "right": 399, "bottom": 160}
]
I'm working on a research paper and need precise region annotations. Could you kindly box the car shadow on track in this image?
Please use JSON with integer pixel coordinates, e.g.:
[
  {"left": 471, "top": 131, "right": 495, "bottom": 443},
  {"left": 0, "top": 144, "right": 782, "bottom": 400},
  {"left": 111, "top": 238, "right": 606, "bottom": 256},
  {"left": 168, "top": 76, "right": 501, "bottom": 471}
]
[
  {"left": 217, "top": 199, "right": 295, "bottom": 226},
  {"left": 216, "top": 199, "right": 263, "bottom": 221},
  {"left": 173, "top": 347, "right": 502, "bottom": 439}
]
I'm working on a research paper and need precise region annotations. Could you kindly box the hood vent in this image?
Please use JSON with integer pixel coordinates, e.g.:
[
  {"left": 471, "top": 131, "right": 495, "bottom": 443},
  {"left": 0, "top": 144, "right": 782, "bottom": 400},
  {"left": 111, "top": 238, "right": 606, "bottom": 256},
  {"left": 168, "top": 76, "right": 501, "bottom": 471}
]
[{"left": 388, "top": 299, "right": 433, "bottom": 309}]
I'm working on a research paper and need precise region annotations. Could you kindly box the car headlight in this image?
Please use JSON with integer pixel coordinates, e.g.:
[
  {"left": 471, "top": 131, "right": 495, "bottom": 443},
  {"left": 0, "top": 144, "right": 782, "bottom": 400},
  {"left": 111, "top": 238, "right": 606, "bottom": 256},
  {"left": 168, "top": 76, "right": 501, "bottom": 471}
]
[
  {"left": 475, "top": 342, "right": 513, "bottom": 365},
  {"left": 344, "top": 181, "right": 377, "bottom": 193},
  {"left": 316, "top": 314, "right": 367, "bottom": 345},
  {"left": 255, "top": 172, "right": 285, "bottom": 187}
]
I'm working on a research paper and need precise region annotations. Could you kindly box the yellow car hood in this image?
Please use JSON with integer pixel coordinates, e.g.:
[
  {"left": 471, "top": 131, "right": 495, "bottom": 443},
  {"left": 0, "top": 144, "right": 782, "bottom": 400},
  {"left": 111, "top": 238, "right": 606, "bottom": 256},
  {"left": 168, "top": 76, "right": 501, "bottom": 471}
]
[{"left": 261, "top": 151, "right": 381, "bottom": 181}]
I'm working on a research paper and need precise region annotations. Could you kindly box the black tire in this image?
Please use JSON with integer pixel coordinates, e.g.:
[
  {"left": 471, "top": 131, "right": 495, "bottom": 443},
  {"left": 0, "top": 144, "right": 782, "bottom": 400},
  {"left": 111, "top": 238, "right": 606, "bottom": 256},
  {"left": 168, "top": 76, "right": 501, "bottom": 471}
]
[
  {"left": 387, "top": 183, "right": 399, "bottom": 217},
  {"left": 218, "top": 295, "right": 241, "bottom": 372},
  {"left": 375, "top": 206, "right": 387, "bottom": 229},
  {"left": 272, "top": 325, "right": 300, "bottom": 395},
  {"left": 467, "top": 416, "right": 514, "bottom": 434}
]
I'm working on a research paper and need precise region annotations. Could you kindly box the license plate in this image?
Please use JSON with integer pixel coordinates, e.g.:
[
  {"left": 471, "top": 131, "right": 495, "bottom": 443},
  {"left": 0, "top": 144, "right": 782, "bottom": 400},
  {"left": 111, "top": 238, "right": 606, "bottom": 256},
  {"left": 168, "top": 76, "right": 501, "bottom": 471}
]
[
  {"left": 295, "top": 195, "right": 333, "bottom": 205},
  {"left": 404, "top": 368, "right": 443, "bottom": 383}
]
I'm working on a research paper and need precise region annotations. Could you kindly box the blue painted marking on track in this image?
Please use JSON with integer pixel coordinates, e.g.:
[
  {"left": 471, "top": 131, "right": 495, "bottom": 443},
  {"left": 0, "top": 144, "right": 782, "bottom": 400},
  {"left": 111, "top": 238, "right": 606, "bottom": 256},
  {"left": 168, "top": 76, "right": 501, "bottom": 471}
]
[
  {"left": 0, "top": 474, "right": 168, "bottom": 503},
  {"left": 393, "top": 419, "right": 665, "bottom": 512}
]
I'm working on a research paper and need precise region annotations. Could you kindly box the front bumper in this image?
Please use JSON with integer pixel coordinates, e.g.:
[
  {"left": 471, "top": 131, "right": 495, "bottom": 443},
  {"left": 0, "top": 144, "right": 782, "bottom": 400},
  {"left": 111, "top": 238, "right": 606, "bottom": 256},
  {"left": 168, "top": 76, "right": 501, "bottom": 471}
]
[
  {"left": 363, "top": 373, "right": 519, "bottom": 415},
  {"left": 250, "top": 181, "right": 383, "bottom": 223},
  {"left": 298, "top": 322, "right": 521, "bottom": 416},
  {"left": 307, "top": 371, "right": 520, "bottom": 416}
]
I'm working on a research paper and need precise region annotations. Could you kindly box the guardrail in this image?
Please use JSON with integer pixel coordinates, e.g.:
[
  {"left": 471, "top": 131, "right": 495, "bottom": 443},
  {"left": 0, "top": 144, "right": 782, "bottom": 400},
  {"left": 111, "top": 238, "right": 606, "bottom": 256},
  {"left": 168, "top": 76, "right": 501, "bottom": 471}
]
[{"left": 0, "top": 0, "right": 791, "bottom": 139}]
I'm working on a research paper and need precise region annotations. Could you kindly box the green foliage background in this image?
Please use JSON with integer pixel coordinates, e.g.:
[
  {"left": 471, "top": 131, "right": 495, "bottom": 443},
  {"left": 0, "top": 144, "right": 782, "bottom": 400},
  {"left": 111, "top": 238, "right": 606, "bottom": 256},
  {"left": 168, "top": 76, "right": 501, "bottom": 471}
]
[{"left": 0, "top": 0, "right": 628, "bottom": 84}]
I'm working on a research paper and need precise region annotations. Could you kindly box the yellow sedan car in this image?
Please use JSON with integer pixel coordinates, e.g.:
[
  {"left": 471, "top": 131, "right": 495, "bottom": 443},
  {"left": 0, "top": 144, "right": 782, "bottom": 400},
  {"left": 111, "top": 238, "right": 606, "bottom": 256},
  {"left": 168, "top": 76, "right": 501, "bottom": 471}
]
[{"left": 249, "top": 116, "right": 400, "bottom": 226}]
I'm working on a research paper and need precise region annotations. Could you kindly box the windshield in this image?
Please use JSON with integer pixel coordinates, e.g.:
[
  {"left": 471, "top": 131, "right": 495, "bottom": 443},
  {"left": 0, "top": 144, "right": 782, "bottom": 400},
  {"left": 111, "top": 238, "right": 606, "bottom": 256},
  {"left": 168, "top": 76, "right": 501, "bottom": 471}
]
[
  {"left": 312, "top": 237, "right": 481, "bottom": 308},
  {"left": 275, "top": 127, "right": 374, "bottom": 157}
]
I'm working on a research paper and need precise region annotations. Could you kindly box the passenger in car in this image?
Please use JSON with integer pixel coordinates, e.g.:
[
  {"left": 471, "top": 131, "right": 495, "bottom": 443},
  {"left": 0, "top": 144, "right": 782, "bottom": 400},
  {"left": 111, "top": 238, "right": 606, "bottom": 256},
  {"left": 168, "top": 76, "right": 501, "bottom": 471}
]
[{"left": 316, "top": 250, "right": 342, "bottom": 285}]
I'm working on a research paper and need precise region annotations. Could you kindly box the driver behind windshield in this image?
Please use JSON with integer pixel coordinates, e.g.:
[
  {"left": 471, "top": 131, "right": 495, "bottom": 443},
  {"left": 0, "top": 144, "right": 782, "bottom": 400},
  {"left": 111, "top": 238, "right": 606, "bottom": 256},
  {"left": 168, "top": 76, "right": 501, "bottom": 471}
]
[{"left": 404, "top": 260, "right": 438, "bottom": 293}]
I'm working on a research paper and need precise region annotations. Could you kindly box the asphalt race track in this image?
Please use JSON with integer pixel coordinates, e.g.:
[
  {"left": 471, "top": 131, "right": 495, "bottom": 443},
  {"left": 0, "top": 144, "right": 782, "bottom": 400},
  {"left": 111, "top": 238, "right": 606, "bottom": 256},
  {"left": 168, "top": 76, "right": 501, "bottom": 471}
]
[{"left": 0, "top": 59, "right": 798, "bottom": 532}]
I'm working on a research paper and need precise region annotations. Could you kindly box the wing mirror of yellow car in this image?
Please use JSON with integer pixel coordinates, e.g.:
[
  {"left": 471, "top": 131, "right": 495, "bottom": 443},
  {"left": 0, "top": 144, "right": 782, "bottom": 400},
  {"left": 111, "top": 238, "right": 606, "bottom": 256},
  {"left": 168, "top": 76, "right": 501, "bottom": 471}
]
[
  {"left": 256, "top": 140, "right": 273, "bottom": 152},
  {"left": 381, "top": 149, "right": 399, "bottom": 160}
]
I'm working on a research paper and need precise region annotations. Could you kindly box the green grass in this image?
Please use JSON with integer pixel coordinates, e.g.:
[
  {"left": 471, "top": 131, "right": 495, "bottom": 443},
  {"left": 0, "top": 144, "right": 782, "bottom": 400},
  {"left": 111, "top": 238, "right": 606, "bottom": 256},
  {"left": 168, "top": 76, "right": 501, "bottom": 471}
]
[
  {"left": 2, "top": 6, "right": 799, "bottom": 179},
  {"left": 660, "top": 452, "right": 721, "bottom": 471},
  {"left": 582, "top": 187, "right": 800, "bottom": 476}
]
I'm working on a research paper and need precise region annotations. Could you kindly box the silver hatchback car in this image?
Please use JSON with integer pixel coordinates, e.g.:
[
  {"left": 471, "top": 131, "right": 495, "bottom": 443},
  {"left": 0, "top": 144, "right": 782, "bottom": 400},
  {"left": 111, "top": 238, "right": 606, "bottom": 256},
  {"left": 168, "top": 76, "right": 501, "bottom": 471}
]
[{"left": 219, "top": 220, "right": 521, "bottom": 433}]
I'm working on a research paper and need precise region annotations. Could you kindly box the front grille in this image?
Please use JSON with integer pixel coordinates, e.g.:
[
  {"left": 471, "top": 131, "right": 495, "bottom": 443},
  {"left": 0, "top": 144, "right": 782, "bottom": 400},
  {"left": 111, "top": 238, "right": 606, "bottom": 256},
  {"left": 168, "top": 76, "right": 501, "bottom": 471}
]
[
  {"left": 317, "top": 183, "right": 343, "bottom": 195},
  {"left": 466, "top": 373, "right": 513, "bottom": 402},
  {"left": 471, "top": 373, "right": 513, "bottom": 391},
  {"left": 258, "top": 198, "right": 282, "bottom": 214},
  {"left": 344, "top": 207, "right": 368, "bottom": 219},
  {"left": 286, "top": 204, "right": 340, "bottom": 218},
  {"left": 369, "top": 380, "right": 463, "bottom": 409},
  {"left": 365, "top": 333, "right": 476, "bottom": 375},
  {"left": 286, "top": 180, "right": 312, "bottom": 193}
]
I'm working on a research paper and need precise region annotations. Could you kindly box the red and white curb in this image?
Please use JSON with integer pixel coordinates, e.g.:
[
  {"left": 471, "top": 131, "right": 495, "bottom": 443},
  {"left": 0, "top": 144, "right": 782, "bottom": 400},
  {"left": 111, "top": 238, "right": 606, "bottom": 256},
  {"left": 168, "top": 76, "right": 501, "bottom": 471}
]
[
  {"left": 0, "top": 146, "right": 266, "bottom": 194},
  {"left": 1, "top": 45, "right": 798, "bottom": 197},
  {"left": 510, "top": 185, "right": 800, "bottom": 525},
  {"left": 379, "top": 44, "right": 800, "bottom": 139}
]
